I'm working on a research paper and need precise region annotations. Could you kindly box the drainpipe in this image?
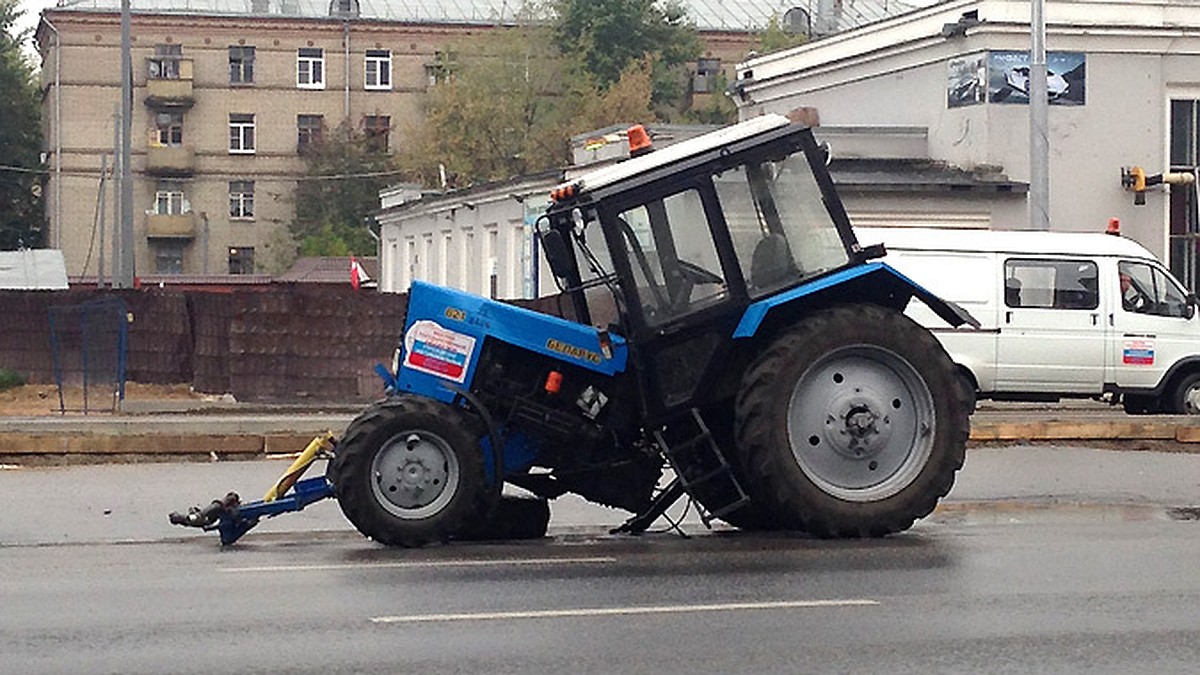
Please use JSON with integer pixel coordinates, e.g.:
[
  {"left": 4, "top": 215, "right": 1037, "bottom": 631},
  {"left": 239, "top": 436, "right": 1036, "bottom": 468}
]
[
  {"left": 40, "top": 16, "right": 62, "bottom": 250},
  {"left": 343, "top": 20, "right": 350, "bottom": 120}
]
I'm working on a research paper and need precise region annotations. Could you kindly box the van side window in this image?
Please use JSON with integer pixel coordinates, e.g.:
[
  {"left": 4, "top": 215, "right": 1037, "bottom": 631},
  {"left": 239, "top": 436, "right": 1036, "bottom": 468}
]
[
  {"left": 1119, "top": 261, "right": 1190, "bottom": 318},
  {"left": 1003, "top": 259, "right": 1098, "bottom": 310}
]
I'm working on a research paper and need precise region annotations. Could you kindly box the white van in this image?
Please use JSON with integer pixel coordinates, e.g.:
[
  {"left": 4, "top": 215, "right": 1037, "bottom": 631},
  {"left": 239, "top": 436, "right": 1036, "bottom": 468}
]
[{"left": 856, "top": 226, "right": 1200, "bottom": 414}]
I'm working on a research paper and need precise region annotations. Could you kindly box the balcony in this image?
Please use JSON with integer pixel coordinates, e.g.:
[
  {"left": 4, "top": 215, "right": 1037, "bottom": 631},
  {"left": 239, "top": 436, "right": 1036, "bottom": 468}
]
[
  {"left": 146, "top": 212, "right": 198, "bottom": 240},
  {"left": 146, "top": 145, "right": 195, "bottom": 177},
  {"left": 144, "top": 58, "right": 195, "bottom": 109}
]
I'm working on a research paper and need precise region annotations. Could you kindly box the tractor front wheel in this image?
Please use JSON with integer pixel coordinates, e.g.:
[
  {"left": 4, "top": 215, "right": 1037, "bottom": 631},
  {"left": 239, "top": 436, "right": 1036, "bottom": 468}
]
[
  {"left": 735, "top": 304, "right": 969, "bottom": 537},
  {"left": 328, "top": 396, "right": 493, "bottom": 547}
]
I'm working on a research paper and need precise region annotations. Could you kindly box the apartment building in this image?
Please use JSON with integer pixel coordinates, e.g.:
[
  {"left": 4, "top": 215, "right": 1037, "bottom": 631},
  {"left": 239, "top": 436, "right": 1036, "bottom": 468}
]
[{"left": 34, "top": 0, "right": 803, "bottom": 279}]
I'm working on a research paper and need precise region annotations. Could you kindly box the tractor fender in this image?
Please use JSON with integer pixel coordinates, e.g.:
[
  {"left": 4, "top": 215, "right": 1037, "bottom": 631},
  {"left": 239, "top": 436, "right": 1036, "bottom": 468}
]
[{"left": 733, "top": 262, "right": 979, "bottom": 339}]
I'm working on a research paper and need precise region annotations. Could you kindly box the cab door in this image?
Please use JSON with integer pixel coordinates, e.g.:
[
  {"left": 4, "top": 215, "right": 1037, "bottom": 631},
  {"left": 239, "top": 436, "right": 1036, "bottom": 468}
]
[
  {"left": 1107, "top": 259, "right": 1199, "bottom": 389},
  {"left": 995, "top": 257, "right": 1105, "bottom": 393}
]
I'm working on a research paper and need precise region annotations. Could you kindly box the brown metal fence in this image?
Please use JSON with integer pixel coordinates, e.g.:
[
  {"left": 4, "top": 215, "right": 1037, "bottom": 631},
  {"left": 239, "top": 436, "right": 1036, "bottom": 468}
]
[{"left": 0, "top": 285, "right": 576, "bottom": 403}]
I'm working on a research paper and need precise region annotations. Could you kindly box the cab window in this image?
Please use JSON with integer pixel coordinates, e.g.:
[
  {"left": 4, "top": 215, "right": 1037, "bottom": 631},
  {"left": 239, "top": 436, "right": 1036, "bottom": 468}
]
[
  {"left": 1119, "top": 261, "right": 1190, "bottom": 318},
  {"left": 1004, "top": 259, "right": 1098, "bottom": 310},
  {"left": 713, "top": 154, "right": 849, "bottom": 297},
  {"left": 615, "top": 188, "right": 727, "bottom": 327}
]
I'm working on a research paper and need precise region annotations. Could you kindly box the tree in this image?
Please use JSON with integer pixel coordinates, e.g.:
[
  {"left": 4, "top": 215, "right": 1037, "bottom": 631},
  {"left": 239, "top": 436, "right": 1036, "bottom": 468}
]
[
  {"left": 757, "top": 15, "right": 809, "bottom": 54},
  {"left": 0, "top": 0, "right": 44, "bottom": 250},
  {"left": 290, "top": 121, "right": 399, "bottom": 256},
  {"left": 398, "top": 22, "right": 656, "bottom": 189},
  {"left": 553, "top": 0, "right": 700, "bottom": 114}
]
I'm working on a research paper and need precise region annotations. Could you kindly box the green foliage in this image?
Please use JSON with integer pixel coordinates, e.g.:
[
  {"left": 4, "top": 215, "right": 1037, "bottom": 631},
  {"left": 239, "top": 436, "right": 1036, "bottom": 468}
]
[
  {"left": 289, "top": 122, "right": 398, "bottom": 256},
  {"left": 0, "top": 0, "right": 45, "bottom": 250},
  {"left": 553, "top": 0, "right": 701, "bottom": 112},
  {"left": 682, "top": 71, "right": 737, "bottom": 126},
  {"left": 400, "top": 23, "right": 572, "bottom": 189},
  {"left": 0, "top": 367, "right": 24, "bottom": 392},
  {"left": 758, "top": 15, "right": 809, "bottom": 54},
  {"left": 400, "top": 23, "right": 658, "bottom": 189}
]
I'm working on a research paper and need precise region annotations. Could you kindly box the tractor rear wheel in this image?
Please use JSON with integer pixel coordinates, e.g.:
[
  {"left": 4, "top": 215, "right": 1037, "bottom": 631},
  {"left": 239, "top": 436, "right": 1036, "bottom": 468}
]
[
  {"left": 328, "top": 396, "right": 494, "bottom": 547},
  {"left": 734, "top": 304, "right": 968, "bottom": 537}
]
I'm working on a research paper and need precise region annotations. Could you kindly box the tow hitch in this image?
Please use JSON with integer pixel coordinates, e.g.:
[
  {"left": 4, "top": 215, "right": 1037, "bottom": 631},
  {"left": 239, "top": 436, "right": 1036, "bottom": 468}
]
[{"left": 169, "top": 432, "right": 337, "bottom": 545}]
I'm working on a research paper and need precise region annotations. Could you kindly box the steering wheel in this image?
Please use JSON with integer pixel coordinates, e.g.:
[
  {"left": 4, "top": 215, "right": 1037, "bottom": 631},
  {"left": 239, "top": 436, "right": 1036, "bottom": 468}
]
[
  {"left": 677, "top": 260, "right": 723, "bottom": 285},
  {"left": 668, "top": 260, "right": 723, "bottom": 312}
]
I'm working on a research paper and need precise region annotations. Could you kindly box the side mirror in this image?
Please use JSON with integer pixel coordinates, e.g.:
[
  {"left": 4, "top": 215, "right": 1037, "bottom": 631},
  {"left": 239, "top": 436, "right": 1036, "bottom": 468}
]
[
  {"left": 540, "top": 229, "right": 572, "bottom": 279},
  {"left": 1187, "top": 293, "right": 1198, "bottom": 319}
]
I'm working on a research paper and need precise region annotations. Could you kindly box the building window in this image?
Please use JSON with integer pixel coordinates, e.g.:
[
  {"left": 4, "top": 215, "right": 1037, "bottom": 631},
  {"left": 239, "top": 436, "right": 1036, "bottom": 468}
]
[
  {"left": 229, "top": 113, "right": 255, "bottom": 154},
  {"left": 425, "top": 50, "right": 457, "bottom": 86},
  {"left": 229, "top": 247, "right": 255, "bottom": 275},
  {"left": 154, "top": 112, "right": 183, "bottom": 146},
  {"left": 155, "top": 241, "right": 184, "bottom": 274},
  {"left": 365, "top": 49, "right": 391, "bottom": 90},
  {"left": 149, "top": 43, "right": 182, "bottom": 79},
  {"left": 297, "top": 48, "right": 325, "bottom": 89},
  {"left": 297, "top": 114, "right": 324, "bottom": 153},
  {"left": 155, "top": 182, "right": 186, "bottom": 215},
  {"left": 229, "top": 181, "right": 255, "bottom": 220},
  {"left": 693, "top": 58, "right": 722, "bottom": 94},
  {"left": 229, "top": 46, "right": 255, "bottom": 84},
  {"left": 363, "top": 115, "right": 390, "bottom": 152},
  {"left": 1169, "top": 99, "right": 1200, "bottom": 293}
]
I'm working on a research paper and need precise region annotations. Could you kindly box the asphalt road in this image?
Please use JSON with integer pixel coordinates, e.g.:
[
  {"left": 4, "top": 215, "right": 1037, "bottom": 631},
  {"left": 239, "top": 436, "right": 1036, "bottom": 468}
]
[
  {"left": 3, "top": 512, "right": 1198, "bottom": 673},
  {"left": 2, "top": 446, "right": 1199, "bottom": 672}
]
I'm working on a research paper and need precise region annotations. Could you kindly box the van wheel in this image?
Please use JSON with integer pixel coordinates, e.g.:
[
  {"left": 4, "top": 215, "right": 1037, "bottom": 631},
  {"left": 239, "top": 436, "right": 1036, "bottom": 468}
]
[
  {"left": 1121, "top": 394, "right": 1159, "bottom": 415},
  {"left": 735, "top": 305, "right": 969, "bottom": 538},
  {"left": 1167, "top": 373, "right": 1200, "bottom": 414}
]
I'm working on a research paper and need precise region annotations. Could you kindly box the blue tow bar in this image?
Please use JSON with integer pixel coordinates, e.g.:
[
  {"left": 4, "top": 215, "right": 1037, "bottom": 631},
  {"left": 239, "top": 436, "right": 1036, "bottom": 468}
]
[{"left": 169, "top": 433, "right": 338, "bottom": 545}]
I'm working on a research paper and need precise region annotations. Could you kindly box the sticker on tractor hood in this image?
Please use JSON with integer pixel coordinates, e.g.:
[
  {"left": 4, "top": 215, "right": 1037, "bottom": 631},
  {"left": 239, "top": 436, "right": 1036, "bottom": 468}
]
[
  {"left": 1123, "top": 338, "right": 1155, "bottom": 365},
  {"left": 403, "top": 320, "right": 476, "bottom": 383}
]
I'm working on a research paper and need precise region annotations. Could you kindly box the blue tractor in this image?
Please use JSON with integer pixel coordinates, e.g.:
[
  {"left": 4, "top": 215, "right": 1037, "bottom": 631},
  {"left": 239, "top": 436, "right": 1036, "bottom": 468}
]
[{"left": 173, "top": 113, "right": 976, "bottom": 546}]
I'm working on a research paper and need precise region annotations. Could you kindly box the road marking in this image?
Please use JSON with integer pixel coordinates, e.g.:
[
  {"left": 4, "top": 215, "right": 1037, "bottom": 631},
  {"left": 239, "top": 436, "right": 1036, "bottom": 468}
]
[
  {"left": 370, "top": 599, "right": 879, "bottom": 624},
  {"left": 221, "top": 556, "right": 617, "bottom": 573}
]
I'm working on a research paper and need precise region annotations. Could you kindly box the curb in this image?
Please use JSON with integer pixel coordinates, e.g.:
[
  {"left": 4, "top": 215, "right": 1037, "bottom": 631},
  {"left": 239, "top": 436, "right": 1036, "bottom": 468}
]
[{"left": 3, "top": 420, "right": 1200, "bottom": 459}]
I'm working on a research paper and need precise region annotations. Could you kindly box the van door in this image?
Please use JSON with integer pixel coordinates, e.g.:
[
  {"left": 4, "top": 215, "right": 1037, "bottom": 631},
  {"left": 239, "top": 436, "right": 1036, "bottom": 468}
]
[
  {"left": 995, "top": 258, "right": 1104, "bottom": 393},
  {"left": 1107, "top": 259, "right": 1198, "bottom": 390}
]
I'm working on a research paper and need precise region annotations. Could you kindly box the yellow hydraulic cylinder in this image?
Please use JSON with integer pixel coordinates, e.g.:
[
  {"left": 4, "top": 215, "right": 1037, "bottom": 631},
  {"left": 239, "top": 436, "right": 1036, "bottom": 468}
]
[{"left": 263, "top": 431, "right": 336, "bottom": 502}]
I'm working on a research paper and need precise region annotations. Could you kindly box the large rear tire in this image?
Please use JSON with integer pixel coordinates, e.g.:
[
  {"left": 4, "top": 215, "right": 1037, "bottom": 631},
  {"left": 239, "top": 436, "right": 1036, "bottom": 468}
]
[
  {"left": 734, "top": 305, "right": 968, "bottom": 537},
  {"left": 328, "top": 396, "right": 493, "bottom": 547}
]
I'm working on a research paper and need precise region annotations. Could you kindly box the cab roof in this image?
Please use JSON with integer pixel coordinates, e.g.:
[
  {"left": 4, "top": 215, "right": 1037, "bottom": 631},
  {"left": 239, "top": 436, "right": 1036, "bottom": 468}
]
[{"left": 551, "top": 114, "right": 793, "bottom": 199}]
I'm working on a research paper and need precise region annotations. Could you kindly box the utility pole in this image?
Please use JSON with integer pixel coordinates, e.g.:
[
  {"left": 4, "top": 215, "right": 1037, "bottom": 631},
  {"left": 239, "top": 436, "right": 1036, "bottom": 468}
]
[
  {"left": 116, "top": 0, "right": 135, "bottom": 287},
  {"left": 1029, "top": 0, "right": 1050, "bottom": 231}
]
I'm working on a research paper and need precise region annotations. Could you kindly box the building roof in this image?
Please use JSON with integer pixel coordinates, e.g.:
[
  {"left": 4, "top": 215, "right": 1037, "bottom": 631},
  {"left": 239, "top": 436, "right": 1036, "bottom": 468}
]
[
  {"left": 830, "top": 158, "right": 1028, "bottom": 194},
  {"left": 276, "top": 256, "right": 379, "bottom": 283},
  {"left": 47, "top": 0, "right": 937, "bottom": 33},
  {"left": 0, "top": 250, "right": 70, "bottom": 290}
]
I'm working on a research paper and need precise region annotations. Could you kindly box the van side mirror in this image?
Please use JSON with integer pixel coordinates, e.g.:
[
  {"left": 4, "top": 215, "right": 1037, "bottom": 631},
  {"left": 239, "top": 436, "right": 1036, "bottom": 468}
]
[
  {"left": 540, "top": 229, "right": 572, "bottom": 279},
  {"left": 1188, "top": 293, "right": 1198, "bottom": 319}
]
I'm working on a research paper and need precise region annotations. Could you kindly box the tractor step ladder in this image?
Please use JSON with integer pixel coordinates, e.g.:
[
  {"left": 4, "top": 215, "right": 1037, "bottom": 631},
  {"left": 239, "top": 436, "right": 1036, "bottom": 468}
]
[{"left": 654, "top": 409, "right": 749, "bottom": 526}]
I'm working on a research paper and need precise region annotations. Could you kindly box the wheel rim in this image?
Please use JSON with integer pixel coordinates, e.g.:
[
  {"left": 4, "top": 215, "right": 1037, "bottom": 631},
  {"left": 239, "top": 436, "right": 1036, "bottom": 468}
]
[
  {"left": 370, "top": 429, "right": 460, "bottom": 519},
  {"left": 1184, "top": 382, "right": 1200, "bottom": 414},
  {"left": 786, "top": 345, "right": 936, "bottom": 502}
]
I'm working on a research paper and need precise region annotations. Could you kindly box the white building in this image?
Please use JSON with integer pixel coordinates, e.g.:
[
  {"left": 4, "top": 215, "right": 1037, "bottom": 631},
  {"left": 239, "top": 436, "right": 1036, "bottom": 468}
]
[{"left": 733, "top": 0, "right": 1200, "bottom": 291}]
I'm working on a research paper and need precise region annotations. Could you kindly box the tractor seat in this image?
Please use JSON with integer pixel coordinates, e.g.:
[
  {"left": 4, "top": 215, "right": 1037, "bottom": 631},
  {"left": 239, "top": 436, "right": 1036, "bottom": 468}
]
[{"left": 750, "top": 234, "right": 797, "bottom": 290}]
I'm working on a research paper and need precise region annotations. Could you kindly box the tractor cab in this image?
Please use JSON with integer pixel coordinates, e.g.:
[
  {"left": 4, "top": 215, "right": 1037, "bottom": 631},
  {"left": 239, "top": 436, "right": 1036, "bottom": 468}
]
[
  {"left": 540, "top": 114, "right": 864, "bottom": 337},
  {"left": 537, "top": 114, "right": 882, "bottom": 418}
]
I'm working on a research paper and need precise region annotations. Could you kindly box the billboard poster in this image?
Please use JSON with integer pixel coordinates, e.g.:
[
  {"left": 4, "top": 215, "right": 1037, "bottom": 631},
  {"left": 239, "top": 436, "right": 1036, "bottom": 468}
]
[
  {"left": 987, "top": 51, "right": 1086, "bottom": 105},
  {"left": 947, "top": 53, "right": 987, "bottom": 108}
]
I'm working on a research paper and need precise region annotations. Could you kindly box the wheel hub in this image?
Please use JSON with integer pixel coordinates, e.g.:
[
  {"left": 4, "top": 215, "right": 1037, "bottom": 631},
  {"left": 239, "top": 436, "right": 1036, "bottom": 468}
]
[
  {"left": 825, "top": 393, "right": 894, "bottom": 461},
  {"left": 371, "top": 431, "right": 456, "bottom": 518}
]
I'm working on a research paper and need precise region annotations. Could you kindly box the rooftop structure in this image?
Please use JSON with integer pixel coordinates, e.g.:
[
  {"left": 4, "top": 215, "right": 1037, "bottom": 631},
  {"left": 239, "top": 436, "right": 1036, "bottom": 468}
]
[{"left": 48, "top": 0, "right": 938, "bottom": 34}]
